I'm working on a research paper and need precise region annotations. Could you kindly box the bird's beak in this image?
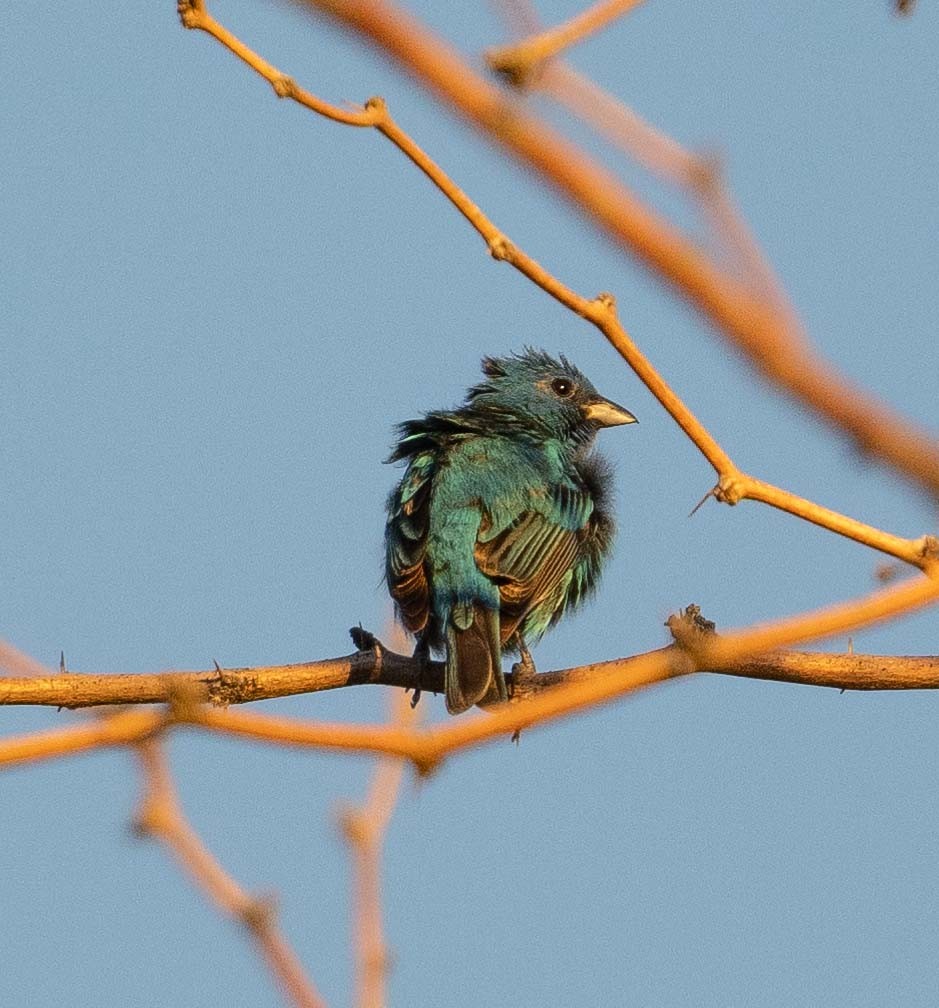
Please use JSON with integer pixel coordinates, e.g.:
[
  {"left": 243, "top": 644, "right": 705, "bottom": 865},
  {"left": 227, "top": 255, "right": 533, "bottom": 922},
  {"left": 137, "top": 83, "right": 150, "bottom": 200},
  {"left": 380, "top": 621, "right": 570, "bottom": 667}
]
[{"left": 581, "top": 397, "right": 638, "bottom": 428}]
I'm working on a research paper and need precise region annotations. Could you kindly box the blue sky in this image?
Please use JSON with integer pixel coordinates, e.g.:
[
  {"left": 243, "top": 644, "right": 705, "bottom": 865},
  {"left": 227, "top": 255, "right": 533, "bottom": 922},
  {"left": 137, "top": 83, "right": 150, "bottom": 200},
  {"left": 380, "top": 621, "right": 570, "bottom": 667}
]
[{"left": 3, "top": 2, "right": 939, "bottom": 1005}]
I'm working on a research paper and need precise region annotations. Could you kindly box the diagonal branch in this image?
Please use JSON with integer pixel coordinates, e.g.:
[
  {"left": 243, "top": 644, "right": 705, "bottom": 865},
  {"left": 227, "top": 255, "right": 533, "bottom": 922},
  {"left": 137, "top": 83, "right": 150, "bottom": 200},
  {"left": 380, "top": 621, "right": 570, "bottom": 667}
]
[
  {"left": 134, "top": 738, "right": 326, "bottom": 1008},
  {"left": 486, "top": 0, "right": 647, "bottom": 87},
  {"left": 178, "top": 0, "right": 935, "bottom": 575},
  {"left": 301, "top": 0, "right": 939, "bottom": 500}
]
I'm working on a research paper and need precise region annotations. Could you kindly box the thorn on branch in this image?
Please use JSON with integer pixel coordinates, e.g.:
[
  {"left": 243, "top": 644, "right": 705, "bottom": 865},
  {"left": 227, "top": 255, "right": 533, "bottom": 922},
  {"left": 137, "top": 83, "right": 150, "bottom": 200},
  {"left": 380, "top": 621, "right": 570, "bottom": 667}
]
[
  {"left": 689, "top": 487, "right": 715, "bottom": 517},
  {"left": 207, "top": 663, "right": 257, "bottom": 707}
]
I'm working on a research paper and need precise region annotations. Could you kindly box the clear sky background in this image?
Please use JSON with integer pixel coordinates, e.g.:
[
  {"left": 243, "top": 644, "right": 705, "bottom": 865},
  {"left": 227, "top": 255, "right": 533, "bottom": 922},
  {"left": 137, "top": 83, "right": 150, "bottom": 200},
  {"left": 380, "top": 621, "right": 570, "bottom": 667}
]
[{"left": 3, "top": 2, "right": 939, "bottom": 1006}]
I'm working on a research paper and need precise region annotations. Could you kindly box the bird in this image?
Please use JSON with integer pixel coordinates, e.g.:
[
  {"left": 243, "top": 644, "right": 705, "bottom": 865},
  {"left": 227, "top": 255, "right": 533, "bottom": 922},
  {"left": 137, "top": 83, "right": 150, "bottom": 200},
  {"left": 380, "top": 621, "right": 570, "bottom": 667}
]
[{"left": 384, "top": 348, "right": 637, "bottom": 714}]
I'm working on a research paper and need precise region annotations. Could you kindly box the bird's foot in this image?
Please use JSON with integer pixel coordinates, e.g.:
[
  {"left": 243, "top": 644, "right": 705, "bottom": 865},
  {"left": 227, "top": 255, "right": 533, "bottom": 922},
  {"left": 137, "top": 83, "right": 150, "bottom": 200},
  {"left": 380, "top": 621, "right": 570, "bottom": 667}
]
[
  {"left": 511, "top": 640, "right": 537, "bottom": 689},
  {"left": 408, "top": 637, "right": 431, "bottom": 708}
]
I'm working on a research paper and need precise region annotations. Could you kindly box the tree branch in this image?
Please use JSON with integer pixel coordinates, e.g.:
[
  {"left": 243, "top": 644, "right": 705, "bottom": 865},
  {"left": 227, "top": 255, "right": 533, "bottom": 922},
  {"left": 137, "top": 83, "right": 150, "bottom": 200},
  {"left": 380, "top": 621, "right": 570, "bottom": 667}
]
[
  {"left": 134, "top": 738, "right": 325, "bottom": 1008},
  {"left": 3, "top": 606, "right": 939, "bottom": 716},
  {"left": 338, "top": 691, "right": 415, "bottom": 1008},
  {"left": 178, "top": 0, "right": 936, "bottom": 578},
  {"left": 486, "top": 0, "right": 647, "bottom": 87},
  {"left": 302, "top": 0, "right": 939, "bottom": 500}
]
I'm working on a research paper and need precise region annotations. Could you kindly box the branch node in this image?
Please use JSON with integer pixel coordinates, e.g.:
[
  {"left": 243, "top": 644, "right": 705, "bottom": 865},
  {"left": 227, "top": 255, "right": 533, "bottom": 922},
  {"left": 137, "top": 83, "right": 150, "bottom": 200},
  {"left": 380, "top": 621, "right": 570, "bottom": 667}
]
[
  {"left": 484, "top": 47, "right": 539, "bottom": 91},
  {"left": 916, "top": 534, "right": 939, "bottom": 572},
  {"left": 666, "top": 604, "right": 717, "bottom": 654},
  {"left": 688, "top": 150, "right": 723, "bottom": 195},
  {"left": 207, "top": 664, "right": 257, "bottom": 707},
  {"left": 271, "top": 74, "right": 296, "bottom": 99},
  {"left": 132, "top": 796, "right": 170, "bottom": 839},
  {"left": 336, "top": 804, "right": 371, "bottom": 846},
  {"left": 713, "top": 474, "right": 747, "bottom": 506},
  {"left": 363, "top": 95, "right": 389, "bottom": 122},
  {"left": 594, "top": 290, "right": 617, "bottom": 315},
  {"left": 177, "top": 0, "right": 204, "bottom": 30},
  {"left": 487, "top": 234, "right": 514, "bottom": 261},
  {"left": 412, "top": 751, "right": 441, "bottom": 779},
  {"left": 240, "top": 892, "right": 278, "bottom": 935}
]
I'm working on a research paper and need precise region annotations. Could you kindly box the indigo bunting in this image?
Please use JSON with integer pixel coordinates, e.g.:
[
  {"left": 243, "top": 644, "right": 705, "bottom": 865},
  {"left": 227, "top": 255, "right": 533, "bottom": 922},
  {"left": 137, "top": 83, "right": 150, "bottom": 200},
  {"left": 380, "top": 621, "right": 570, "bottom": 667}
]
[{"left": 385, "top": 349, "right": 636, "bottom": 714}]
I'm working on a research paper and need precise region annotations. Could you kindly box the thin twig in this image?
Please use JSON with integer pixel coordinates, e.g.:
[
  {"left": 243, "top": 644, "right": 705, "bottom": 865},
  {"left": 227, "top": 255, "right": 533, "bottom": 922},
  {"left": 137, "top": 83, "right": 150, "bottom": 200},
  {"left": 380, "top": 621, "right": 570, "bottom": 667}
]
[{"left": 486, "top": 0, "right": 647, "bottom": 86}]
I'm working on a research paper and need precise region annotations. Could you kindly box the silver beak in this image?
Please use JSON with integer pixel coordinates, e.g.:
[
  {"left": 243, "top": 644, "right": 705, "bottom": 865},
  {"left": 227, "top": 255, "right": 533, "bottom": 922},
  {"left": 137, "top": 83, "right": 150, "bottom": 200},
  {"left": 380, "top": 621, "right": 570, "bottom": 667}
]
[{"left": 581, "top": 397, "right": 638, "bottom": 428}]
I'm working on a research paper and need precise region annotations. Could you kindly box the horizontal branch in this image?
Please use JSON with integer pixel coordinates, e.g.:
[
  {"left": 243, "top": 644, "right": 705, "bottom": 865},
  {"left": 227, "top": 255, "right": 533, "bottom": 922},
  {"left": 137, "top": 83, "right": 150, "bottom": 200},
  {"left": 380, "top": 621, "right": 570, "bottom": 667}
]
[
  {"left": 3, "top": 576, "right": 938, "bottom": 773},
  {"left": 0, "top": 647, "right": 424, "bottom": 709},
  {"left": 3, "top": 636, "right": 939, "bottom": 713}
]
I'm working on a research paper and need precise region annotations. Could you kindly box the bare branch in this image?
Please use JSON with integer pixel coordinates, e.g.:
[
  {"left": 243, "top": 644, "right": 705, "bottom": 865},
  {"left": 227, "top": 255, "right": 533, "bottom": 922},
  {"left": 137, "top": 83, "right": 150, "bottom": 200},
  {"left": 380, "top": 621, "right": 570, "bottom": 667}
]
[
  {"left": 338, "top": 691, "right": 417, "bottom": 1008},
  {"left": 486, "top": 0, "right": 647, "bottom": 87},
  {"left": 134, "top": 738, "right": 325, "bottom": 1008},
  {"left": 178, "top": 0, "right": 935, "bottom": 576},
  {"left": 303, "top": 0, "right": 939, "bottom": 500}
]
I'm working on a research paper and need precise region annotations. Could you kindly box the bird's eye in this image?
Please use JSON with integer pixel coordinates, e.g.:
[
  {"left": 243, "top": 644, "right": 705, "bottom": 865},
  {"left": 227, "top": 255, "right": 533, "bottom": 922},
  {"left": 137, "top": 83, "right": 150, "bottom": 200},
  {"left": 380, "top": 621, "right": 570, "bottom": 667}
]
[{"left": 551, "top": 377, "right": 574, "bottom": 398}]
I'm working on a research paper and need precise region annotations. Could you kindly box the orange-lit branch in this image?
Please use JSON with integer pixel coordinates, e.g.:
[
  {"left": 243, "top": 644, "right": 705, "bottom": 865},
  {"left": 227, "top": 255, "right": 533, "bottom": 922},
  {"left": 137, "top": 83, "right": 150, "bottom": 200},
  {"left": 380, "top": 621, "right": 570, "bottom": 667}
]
[
  {"left": 3, "top": 630, "right": 939, "bottom": 721},
  {"left": 303, "top": 0, "right": 939, "bottom": 500},
  {"left": 486, "top": 0, "right": 647, "bottom": 87},
  {"left": 491, "top": 0, "right": 799, "bottom": 329},
  {"left": 166, "top": 573, "right": 939, "bottom": 771},
  {"left": 338, "top": 691, "right": 416, "bottom": 1008},
  {"left": 179, "top": 0, "right": 933, "bottom": 571},
  {"left": 3, "top": 568, "right": 939, "bottom": 776},
  {"left": 0, "top": 646, "right": 425, "bottom": 709},
  {"left": 134, "top": 739, "right": 325, "bottom": 1008},
  {"left": 532, "top": 61, "right": 799, "bottom": 318}
]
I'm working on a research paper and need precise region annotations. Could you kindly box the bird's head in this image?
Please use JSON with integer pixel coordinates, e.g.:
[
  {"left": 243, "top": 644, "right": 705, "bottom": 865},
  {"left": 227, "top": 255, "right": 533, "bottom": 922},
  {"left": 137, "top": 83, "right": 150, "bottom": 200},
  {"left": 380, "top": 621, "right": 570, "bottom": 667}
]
[{"left": 465, "top": 348, "right": 636, "bottom": 445}]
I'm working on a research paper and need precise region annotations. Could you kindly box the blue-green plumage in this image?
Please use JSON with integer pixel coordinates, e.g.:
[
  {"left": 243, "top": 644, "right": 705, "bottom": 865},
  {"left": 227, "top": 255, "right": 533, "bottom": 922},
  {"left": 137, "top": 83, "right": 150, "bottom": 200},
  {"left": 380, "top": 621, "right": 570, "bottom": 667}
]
[{"left": 385, "top": 349, "right": 636, "bottom": 714}]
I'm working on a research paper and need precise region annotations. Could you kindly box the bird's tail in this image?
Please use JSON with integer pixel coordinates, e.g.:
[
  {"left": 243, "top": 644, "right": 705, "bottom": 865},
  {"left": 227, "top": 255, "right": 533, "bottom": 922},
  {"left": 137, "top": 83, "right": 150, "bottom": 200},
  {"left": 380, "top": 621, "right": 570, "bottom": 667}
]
[{"left": 445, "top": 606, "right": 506, "bottom": 715}]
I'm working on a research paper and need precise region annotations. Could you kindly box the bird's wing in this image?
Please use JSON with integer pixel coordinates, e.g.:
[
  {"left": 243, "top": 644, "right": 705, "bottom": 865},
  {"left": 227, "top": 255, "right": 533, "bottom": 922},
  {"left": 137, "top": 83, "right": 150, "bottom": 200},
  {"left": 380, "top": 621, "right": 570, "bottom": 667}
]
[
  {"left": 385, "top": 450, "right": 436, "bottom": 633},
  {"left": 474, "top": 480, "right": 594, "bottom": 643}
]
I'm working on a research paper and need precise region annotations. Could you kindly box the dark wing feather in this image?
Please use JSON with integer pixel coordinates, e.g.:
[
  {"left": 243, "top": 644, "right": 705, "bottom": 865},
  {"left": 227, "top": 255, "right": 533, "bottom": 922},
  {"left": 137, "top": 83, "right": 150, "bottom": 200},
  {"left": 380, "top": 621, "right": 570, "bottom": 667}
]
[
  {"left": 385, "top": 450, "right": 437, "bottom": 635},
  {"left": 474, "top": 480, "right": 595, "bottom": 645}
]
